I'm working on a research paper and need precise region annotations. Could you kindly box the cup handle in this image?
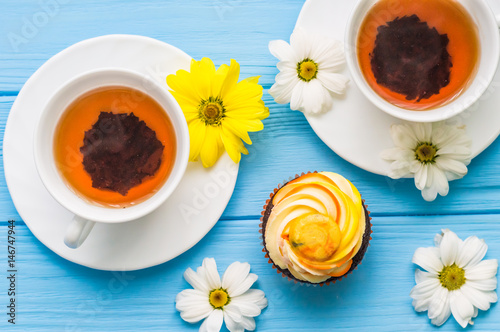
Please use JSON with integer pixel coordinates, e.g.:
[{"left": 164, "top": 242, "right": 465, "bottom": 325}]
[{"left": 64, "top": 215, "right": 96, "bottom": 249}]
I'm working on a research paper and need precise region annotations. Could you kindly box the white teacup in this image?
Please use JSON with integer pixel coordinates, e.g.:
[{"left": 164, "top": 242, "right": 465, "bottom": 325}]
[
  {"left": 34, "top": 68, "right": 190, "bottom": 249},
  {"left": 345, "top": 0, "right": 500, "bottom": 122}
]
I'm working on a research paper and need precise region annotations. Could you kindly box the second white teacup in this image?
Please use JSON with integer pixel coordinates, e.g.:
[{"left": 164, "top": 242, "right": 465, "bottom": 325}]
[{"left": 345, "top": 0, "right": 500, "bottom": 123}]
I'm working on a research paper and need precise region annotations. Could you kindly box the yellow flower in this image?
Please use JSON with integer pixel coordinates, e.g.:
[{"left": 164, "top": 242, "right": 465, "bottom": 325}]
[{"left": 167, "top": 58, "right": 269, "bottom": 168}]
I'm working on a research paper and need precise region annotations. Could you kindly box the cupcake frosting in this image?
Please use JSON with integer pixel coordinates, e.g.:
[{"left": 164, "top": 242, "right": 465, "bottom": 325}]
[{"left": 265, "top": 172, "right": 366, "bottom": 283}]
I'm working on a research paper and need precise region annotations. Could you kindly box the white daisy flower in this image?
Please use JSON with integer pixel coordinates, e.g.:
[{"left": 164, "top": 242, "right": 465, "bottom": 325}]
[
  {"left": 411, "top": 229, "right": 498, "bottom": 328},
  {"left": 176, "top": 258, "right": 268, "bottom": 332},
  {"left": 381, "top": 122, "right": 472, "bottom": 201},
  {"left": 268, "top": 27, "right": 349, "bottom": 114}
]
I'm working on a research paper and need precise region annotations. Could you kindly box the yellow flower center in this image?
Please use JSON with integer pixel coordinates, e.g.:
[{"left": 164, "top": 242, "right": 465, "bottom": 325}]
[
  {"left": 415, "top": 142, "right": 438, "bottom": 164},
  {"left": 199, "top": 97, "right": 225, "bottom": 126},
  {"left": 439, "top": 264, "right": 466, "bottom": 291},
  {"left": 209, "top": 288, "right": 230, "bottom": 309},
  {"left": 297, "top": 59, "right": 318, "bottom": 82}
]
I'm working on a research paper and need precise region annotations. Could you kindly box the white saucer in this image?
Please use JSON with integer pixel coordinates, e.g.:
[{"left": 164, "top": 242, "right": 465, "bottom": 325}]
[
  {"left": 3, "top": 35, "right": 239, "bottom": 271},
  {"left": 296, "top": 0, "right": 500, "bottom": 176}
]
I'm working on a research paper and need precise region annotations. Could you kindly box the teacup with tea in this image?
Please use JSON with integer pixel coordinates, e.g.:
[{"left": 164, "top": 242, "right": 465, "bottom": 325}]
[
  {"left": 345, "top": 0, "right": 500, "bottom": 122},
  {"left": 34, "top": 68, "right": 190, "bottom": 249}
]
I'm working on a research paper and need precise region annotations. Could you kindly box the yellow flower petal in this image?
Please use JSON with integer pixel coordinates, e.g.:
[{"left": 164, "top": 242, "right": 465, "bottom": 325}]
[
  {"left": 191, "top": 58, "right": 216, "bottom": 100},
  {"left": 224, "top": 80, "right": 264, "bottom": 110},
  {"left": 184, "top": 111, "right": 199, "bottom": 124},
  {"left": 219, "top": 59, "right": 240, "bottom": 99},
  {"left": 211, "top": 63, "right": 230, "bottom": 97},
  {"left": 167, "top": 70, "right": 200, "bottom": 106},
  {"left": 225, "top": 117, "right": 264, "bottom": 132},
  {"left": 221, "top": 126, "right": 248, "bottom": 164},
  {"left": 169, "top": 91, "right": 199, "bottom": 115},
  {"left": 200, "top": 126, "right": 223, "bottom": 168},
  {"left": 223, "top": 117, "right": 252, "bottom": 145},
  {"left": 225, "top": 103, "right": 269, "bottom": 120},
  {"left": 188, "top": 119, "right": 207, "bottom": 162},
  {"left": 242, "top": 76, "right": 260, "bottom": 84}
]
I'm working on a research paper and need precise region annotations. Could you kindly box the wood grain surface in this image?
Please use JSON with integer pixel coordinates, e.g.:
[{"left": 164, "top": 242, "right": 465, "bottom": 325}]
[{"left": 0, "top": 0, "right": 499, "bottom": 331}]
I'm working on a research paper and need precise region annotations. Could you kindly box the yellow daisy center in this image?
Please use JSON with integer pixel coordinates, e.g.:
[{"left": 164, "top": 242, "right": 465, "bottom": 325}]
[
  {"left": 439, "top": 264, "right": 466, "bottom": 291},
  {"left": 209, "top": 288, "right": 230, "bottom": 309},
  {"left": 415, "top": 142, "right": 438, "bottom": 164},
  {"left": 199, "top": 97, "right": 225, "bottom": 126},
  {"left": 297, "top": 59, "right": 318, "bottom": 82}
]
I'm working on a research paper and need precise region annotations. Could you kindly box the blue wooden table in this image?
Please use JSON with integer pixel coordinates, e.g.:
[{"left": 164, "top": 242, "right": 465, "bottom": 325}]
[{"left": 1, "top": 1, "right": 499, "bottom": 331}]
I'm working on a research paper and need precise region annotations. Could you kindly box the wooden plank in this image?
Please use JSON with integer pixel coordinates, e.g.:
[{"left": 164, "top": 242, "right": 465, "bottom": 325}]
[
  {"left": 2, "top": 94, "right": 500, "bottom": 221},
  {"left": 0, "top": 214, "right": 499, "bottom": 331},
  {"left": 0, "top": 0, "right": 304, "bottom": 92}
]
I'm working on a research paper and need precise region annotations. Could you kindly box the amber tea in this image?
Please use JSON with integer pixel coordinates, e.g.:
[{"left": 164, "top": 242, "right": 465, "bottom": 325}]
[
  {"left": 357, "top": 0, "right": 480, "bottom": 110},
  {"left": 54, "top": 86, "right": 177, "bottom": 208}
]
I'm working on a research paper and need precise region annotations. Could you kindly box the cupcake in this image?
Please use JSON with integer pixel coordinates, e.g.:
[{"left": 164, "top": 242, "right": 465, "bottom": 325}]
[{"left": 260, "top": 172, "right": 372, "bottom": 285}]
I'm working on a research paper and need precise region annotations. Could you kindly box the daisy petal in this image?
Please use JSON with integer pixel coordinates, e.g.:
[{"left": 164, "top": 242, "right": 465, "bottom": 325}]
[
  {"left": 465, "top": 259, "right": 499, "bottom": 281},
  {"left": 435, "top": 157, "right": 468, "bottom": 178},
  {"left": 387, "top": 161, "right": 412, "bottom": 179},
  {"left": 429, "top": 289, "right": 451, "bottom": 327},
  {"left": 231, "top": 297, "right": 262, "bottom": 317},
  {"left": 222, "top": 262, "right": 260, "bottom": 297},
  {"left": 312, "top": 39, "right": 345, "bottom": 71},
  {"left": 466, "top": 277, "right": 498, "bottom": 291},
  {"left": 421, "top": 186, "right": 438, "bottom": 202},
  {"left": 290, "top": 28, "right": 310, "bottom": 60},
  {"left": 412, "top": 247, "right": 443, "bottom": 273},
  {"left": 184, "top": 268, "right": 210, "bottom": 293},
  {"left": 290, "top": 80, "right": 306, "bottom": 112},
  {"left": 456, "top": 236, "right": 488, "bottom": 268},
  {"left": 233, "top": 289, "right": 268, "bottom": 311},
  {"left": 460, "top": 284, "right": 495, "bottom": 311},
  {"left": 415, "top": 269, "right": 438, "bottom": 284},
  {"left": 432, "top": 167, "right": 449, "bottom": 197},
  {"left": 410, "top": 278, "right": 440, "bottom": 302},
  {"left": 222, "top": 261, "right": 251, "bottom": 291},
  {"left": 431, "top": 304, "right": 451, "bottom": 327},
  {"left": 269, "top": 81, "right": 296, "bottom": 104},
  {"left": 275, "top": 66, "right": 297, "bottom": 84},
  {"left": 202, "top": 258, "right": 222, "bottom": 290},
  {"left": 434, "top": 231, "right": 444, "bottom": 247},
  {"left": 316, "top": 72, "right": 349, "bottom": 95},
  {"left": 180, "top": 307, "right": 214, "bottom": 324},
  {"left": 390, "top": 124, "right": 418, "bottom": 150},
  {"left": 413, "top": 298, "right": 432, "bottom": 313},
  {"left": 415, "top": 164, "right": 428, "bottom": 191},
  {"left": 380, "top": 148, "right": 413, "bottom": 162},
  {"left": 223, "top": 311, "right": 244, "bottom": 332},
  {"left": 233, "top": 274, "right": 258, "bottom": 297},
  {"left": 176, "top": 289, "right": 213, "bottom": 324},
  {"left": 427, "top": 286, "right": 449, "bottom": 320},
  {"left": 439, "top": 230, "right": 460, "bottom": 266},
  {"left": 224, "top": 303, "right": 243, "bottom": 323},
  {"left": 298, "top": 80, "right": 330, "bottom": 114},
  {"left": 269, "top": 39, "right": 296, "bottom": 62},
  {"left": 411, "top": 122, "right": 432, "bottom": 142},
  {"left": 240, "top": 316, "right": 256, "bottom": 331},
  {"left": 200, "top": 309, "right": 224, "bottom": 332},
  {"left": 450, "top": 290, "right": 475, "bottom": 328}
]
